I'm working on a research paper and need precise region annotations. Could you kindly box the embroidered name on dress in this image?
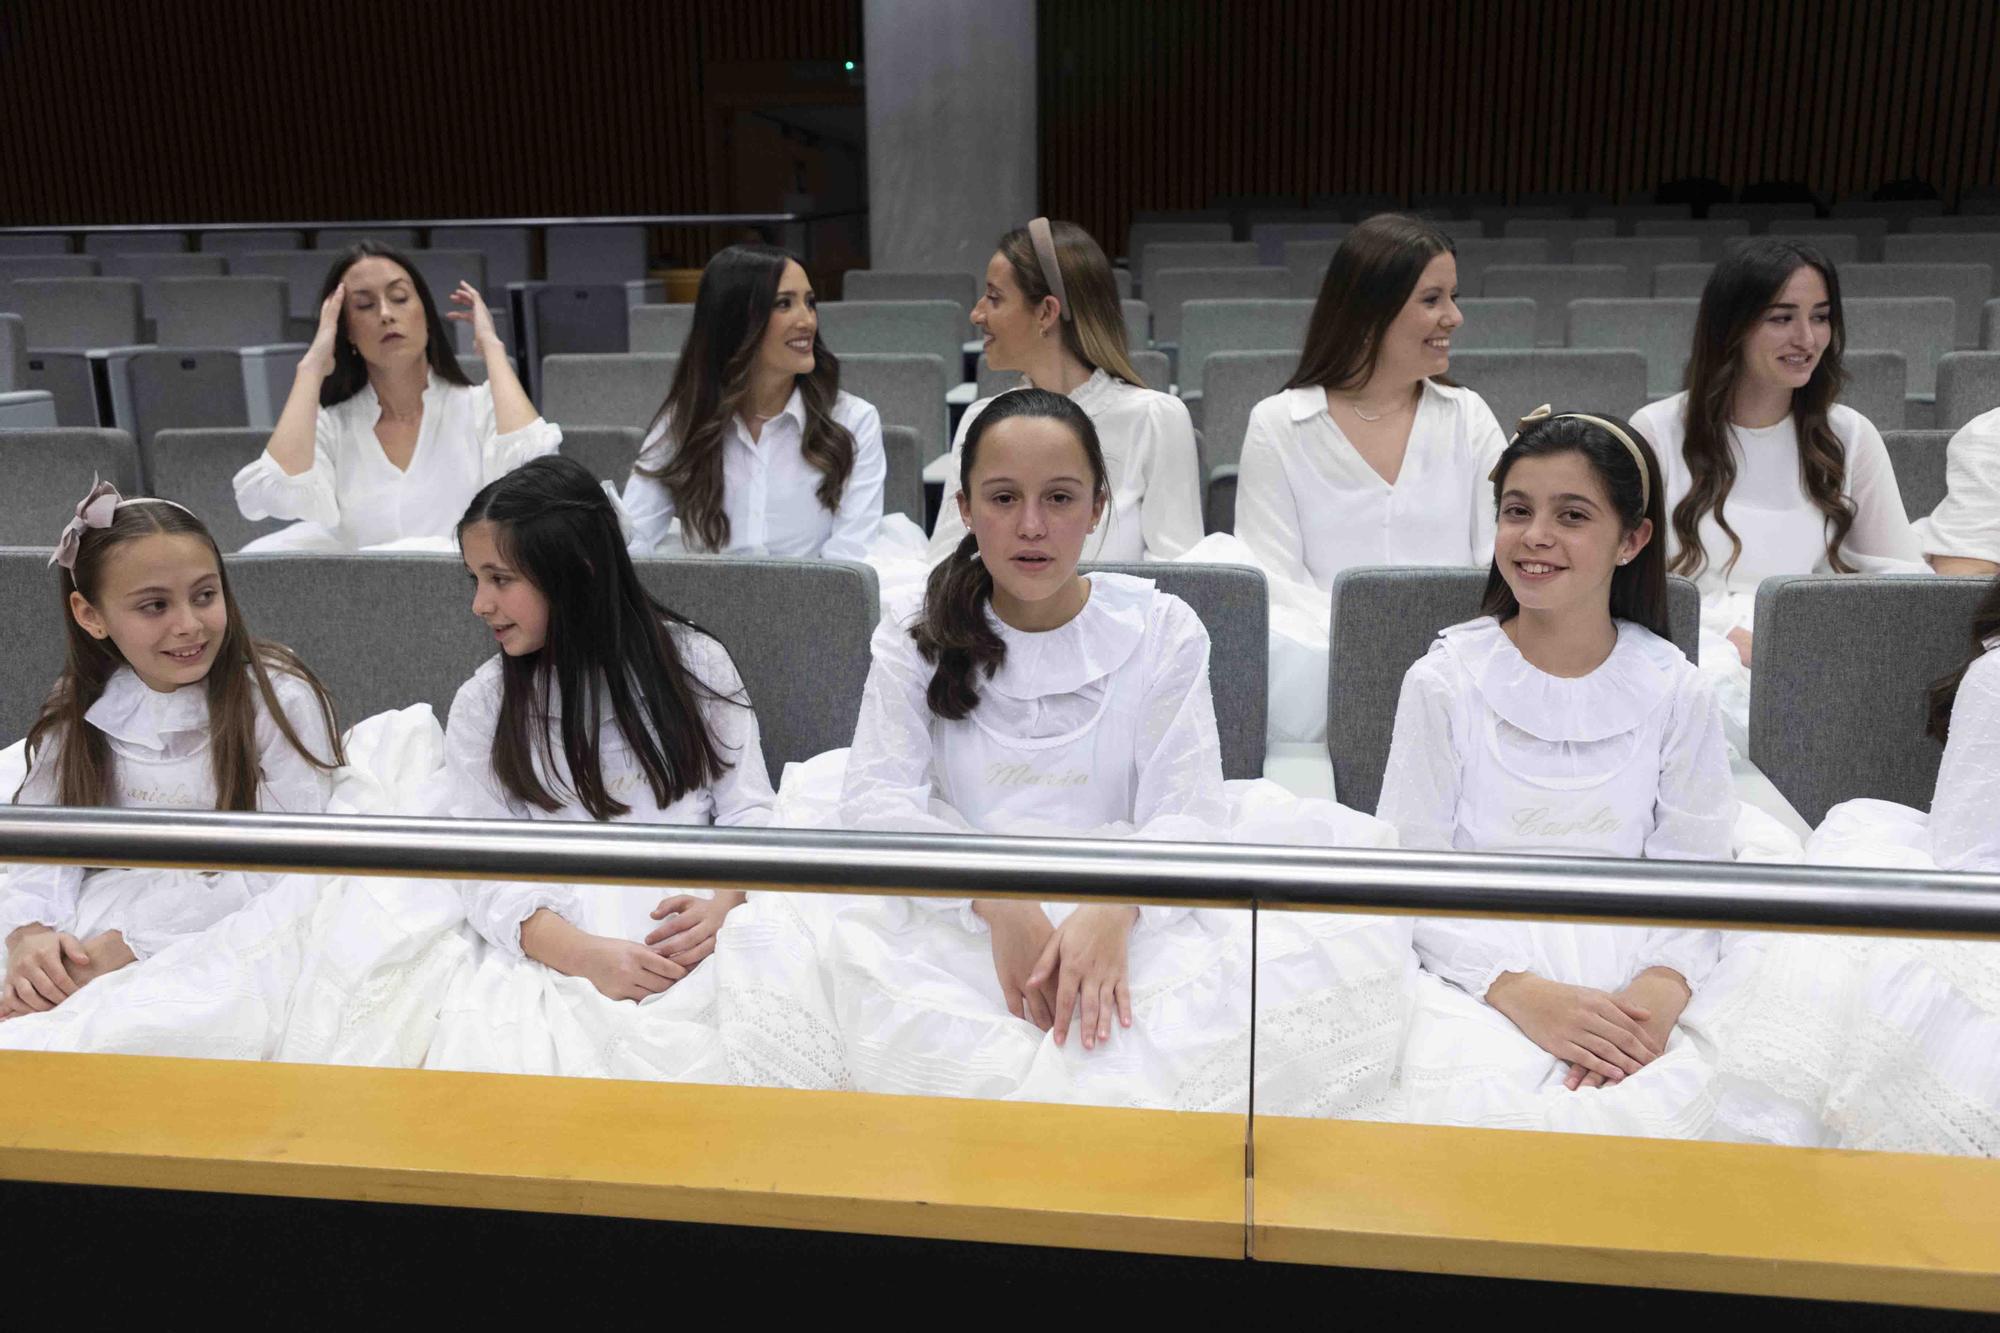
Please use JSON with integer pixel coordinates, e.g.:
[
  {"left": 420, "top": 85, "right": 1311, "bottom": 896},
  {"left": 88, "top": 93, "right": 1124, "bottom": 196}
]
[
  {"left": 1509, "top": 806, "right": 1621, "bottom": 838},
  {"left": 120, "top": 780, "right": 199, "bottom": 806},
  {"left": 985, "top": 762, "right": 1090, "bottom": 789}
]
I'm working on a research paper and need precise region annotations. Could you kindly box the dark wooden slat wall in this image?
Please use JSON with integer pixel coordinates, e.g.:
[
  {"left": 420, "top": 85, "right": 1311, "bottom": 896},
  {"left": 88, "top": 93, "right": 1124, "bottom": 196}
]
[
  {"left": 1040, "top": 0, "right": 2000, "bottom": 253},
  {"left": 0, "top": 0, "right": 861, "bottom": 226}
]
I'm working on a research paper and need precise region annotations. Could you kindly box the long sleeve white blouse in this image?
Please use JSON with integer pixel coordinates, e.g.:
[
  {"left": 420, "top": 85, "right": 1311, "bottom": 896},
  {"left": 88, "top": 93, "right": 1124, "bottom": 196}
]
[
  {"left": 233, "top": 371, "right": 562, "bottom": 549},
  {"left": 925, "top": 371, "right": 1204, "bottom": 565},
  {"left": 1233, "top": 379, "right": 1507, "bottom": 593},
  {"left": 1931, "top": 644, "right": 2000, "bottom": 873},
  {"left": 1377, "top": 617, "right": 1734, "bottom": 999},
  {"left": 1912, "top": 407, "right": 2000, "bottom": 566},
  {"left": 0, "top": 665, "right": 336, "bottom": 953},
  {"left": 621, "top": 388, "right": 885, "bottom": 561},
  {"left": 444, "top": 627, "right": 776, "bottom": 955}
]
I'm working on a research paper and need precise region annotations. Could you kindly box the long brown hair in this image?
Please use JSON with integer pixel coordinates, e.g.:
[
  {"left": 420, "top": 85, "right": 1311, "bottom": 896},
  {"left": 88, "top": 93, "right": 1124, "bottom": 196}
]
[
  {"left": 637, "top": 244, "right": 854, "bottom": 552},
  {"left": 318, "top": 241, "right": 473, "bottom": 408},
  {"left": 914, "top": 390, "right": 1109, "bottom": 721},
  {"left": 20, "top": 502, "right": 344, "bottom": 810},
  {"left": 994, "top": 221, "right": 1148, "bottom": 387},
  {"left": 1286, "top": 213, "right": 1454, "bottom": 393},
  {"left": 1926, "top": 577, "right": 2000, "bottom": 743},
  {"left": 1670, "top": 239, "right": 1855, "bottom": 579}
]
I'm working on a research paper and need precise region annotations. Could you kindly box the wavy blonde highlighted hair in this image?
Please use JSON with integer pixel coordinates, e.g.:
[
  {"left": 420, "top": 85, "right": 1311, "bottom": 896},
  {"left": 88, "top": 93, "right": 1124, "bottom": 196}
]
[{"left": 995, "top": 221, "right": 1149, "bottom": 388}]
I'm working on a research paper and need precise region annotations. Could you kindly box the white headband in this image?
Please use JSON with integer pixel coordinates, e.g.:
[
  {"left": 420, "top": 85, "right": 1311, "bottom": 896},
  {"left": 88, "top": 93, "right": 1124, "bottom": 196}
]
[{"left": 1492, "top": 403, "right": 1652, "bottom": 514}]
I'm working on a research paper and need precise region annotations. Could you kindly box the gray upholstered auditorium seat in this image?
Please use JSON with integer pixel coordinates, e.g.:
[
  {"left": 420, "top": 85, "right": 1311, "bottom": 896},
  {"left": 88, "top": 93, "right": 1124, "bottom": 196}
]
[
  {"left": 840, "top": 352, "right": 952, "bottom": 464},
  {"left": 1988, "top": 299, "right": 2000, "bottom": 349},
  {"left": 0, "top": 548, "right": 70, "bottom": 743},
  {"left": 428, "top": 226, "right": 534, "bottom": 290},
  {"left": 1828, "top": 199, "right": 1947, "bottom": 232},
  {"left": 1447, "top": 348, "right": 1648, "bottom": 431},
  {"left": 1570, "top": 236, "right": 1703, "bottom": 297},
  {"left": 540, "top": 353, "right": 674, "bottom": 433},
  {"left": 197, "top": 230, "right": 305, "bottom": 256},
  {"left": 1587, "top": 204, "right": 1694, "bottom": 235},
  {"left": 817, "top": 300, "right": 966, "bottom": 372},
  {"left": 0, "top": 429, "right": 143, "bottom": 545},
  {"left": 977, "top": 348, "right": 1170, "bottom": 399},
  {"left": 1121, "top": 299, "right": 1151, "bottom": 348},
  {"left": 1910, "top": 216, "right": 2000, "bottom": 234},
  {"left": 1936, "top": 352, "right": 2000, "bottom": 430},
  {"left": 1839, "top": 263, "right": 1993, "bottom": 348},
  {"left": 123, "top": 351, "right": 252, "bottom": 465},
  {"left": 147, "top": 428, "right": 287, "bottom": 551},
  {"left": 1735, "top": 230, "right": 1860, "bottom": 265},
  {"left": 453, "top": 352, "right": 517, "bottom": 386},
  {"left": 1567, "top": 298, "right": 1699, "bottom": 398},
  {"left": 881, "top": 424, "right": 925, "bottom": 530},
  {"left": 1844, "top": 297, "right": 1955, "bottom": 399},
  {"left": 1749, "top": 574, "right": 1992, "bottom": 823},
  {"left": 1198, "top": 349, "right": 1294, "bottom": 484},
  {"left": 0, "top": 392, "right": 56, "bottom": 427},
  {"left": 0, "top": 314, "right": 25, "bottom": 393},
  {"left": 1451, "top": 298, "right": 1536, "bottom": 351},
  {"left": 1443, "top": 238, "right": 1552, "bottom": 296},
  {"left": 628, "top": 303, "right": 695, "bottom": 355},
  {"left": 230, "top": 251, "right": 344, "bottom": 329},
  {"left": 1841, "top": 349, "right": 1911, "bottom": 429},
  {"left": 1427, "top": 218, "right": 1487, "bottom": 242},
  {"left": 1326, "top": 566, "right": 1701, "bottom": 814},
  {"left": 100, "top": 252, "right": 226, "bottom": 283},
  {"left": 8, "top": 278, "right": 149, "bottom": 427},
  {"left": 1085, "top": 561, "right": 1267, "bottom": 780},
  {"left": 1768, "top": 218, "right": 1888, "bottom": 262},
  {"left": 1113, "top": 268, "right": 1132, "bottom": 299},
  {"left": 551, "top": 425, "right": 644, "bottom": 488},
  {"left": 1632, "top": 218, "right": 1753, "bottom": 260},
  {"left": 1125, "top": 221, "right": 1232, "bottom": 266},
  {"left": 1177, "top": 299, "right": 1314, "bottom": 396},
  {"left": 1480, "top": 265, "right": 1626, "bottom": 345},
  {"left": 1651, "top": 263, "right": 1714, "bottom": 298},
  {"left": 400, "top": 250, "right": 487, "bottom": 309},
  {"left": 546, "top": 225, "right": 648, "bottom": 285},
  {"left": 81, "top": 231, "right": 186, "bottom": 255},
  {"left": 146, "top": 277, "right": 289, "bottom": 347},
  {"left": 1881, "top": 430, "right": 1953, "bottom": 519},
  {"left": 1137, "top": 242, "right": 1262, "bottom": 303},
  {"left": 1471, "top": 205, "right": 1568, "bottom": 229},
  {"left": 1498, "top": 218, "right": 1615, "bottom": 263},
  {"left": 527, "top": 282, "right": 631, "bottom": 374},
  {"left": 0, "top": 234, "right": 73, "bottom": 255},
  {"left": 844, "top": 271, "right": 979, "bottom": 314},
  {"left": 1281, "top": 238, "right": 1343, "bottom": 297},
  {"left": 314, "top": 227, "right": 418, "bottom": 250},
  {"left": 0, "top": 255, "right": 98, "bottom": 283},
  {"left": 1710, "top": 202, "right": 1817, "bottom": 228},
  {"left": 1147, "top": 268, "right": 1290, "bottom": 346},
  {"left": 1250, "top": 222, "right": 1351, "bottom": 266}
]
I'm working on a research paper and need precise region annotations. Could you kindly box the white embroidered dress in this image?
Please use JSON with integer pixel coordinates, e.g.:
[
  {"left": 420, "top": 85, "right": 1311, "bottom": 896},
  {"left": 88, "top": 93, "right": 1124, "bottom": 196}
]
[
  {"left": 1376, "top": 617, "right": 1740, "bottom": 1137},
  {"left": 232, "top": 371, "right": 562, "bottom": 552},
  {"left": 1912, "top": 406, "right": 2000, "bottom": 567}
]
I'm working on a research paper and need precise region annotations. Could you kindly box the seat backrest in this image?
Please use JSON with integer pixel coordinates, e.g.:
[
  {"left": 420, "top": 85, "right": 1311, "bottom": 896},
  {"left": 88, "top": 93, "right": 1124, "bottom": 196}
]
[
  {"left": 148, "top": 276, "right": 288, "bottom": 347},
  {"left": 1749, "top": 574, "right": 1991, "bottom": 823},
  {"left": 530, "top": 283, "right": 629, "bottom": 358},
  {"left": 1452, "top": 298, "right": 1537, "bottom": 350},
  {"left": 1828, "top": 199, "right": 1947, "bottom": 231},
  {"left": 0, "top": 391, "right": 58, "bottom": 427},
  {"left": 838, "top": 352, "right": 950, "bottom": 464},
  {"left": 1083, "top": 561, "right": 1267, "bottom": 779},
  {"left": 1887, "top": 232, "right": 2000, "bottom": 279},
  {"left": 1147, "top": 268, "right": 1291, "bottom": 344},
  {"left": 1200, "top": 350, "right": 1297, "bottom": 476},
  {"left": 0, "top": 255, "right": 98, "bottom": 284},
  {"left": 1447, "top": 348, "right": 1648, "bottom": 431},
  {"left": 1178, "top": 299, "right": 1314, "bottom": 390},
  {"left": 1768, "top": 218, "right": 1888, "bottom": 262},
  {"left": 197, "top": 230, "right": 305, "bottom": 255},
  {"left": 1737, "top": 230, "right": 1861, "bottom": 265},
  {"left": 1249, "top": 222, "right": 1351, "bottom": 266},
  {"left": 555, "top": 425, "right": 645, "bottom": 487},
  {"left": 0, "top": 235, "right": 73, "bottom": 255},
  {"left": 0, "top": 548, "right": 68, "bottom": 743},
  {"left": 313, "top": 227, "right": 418, "bottom": 250},
  {"left": 400, "top": 250, "right": 488, "bottom": 311},
  {"left": 1631, "top": 217, "right": 1754, "bottom": 260},
  {"left": 1839, "top": 263, "right": 1993, "bottom": 348},
  {"left": 1881, "top": 429, "right": 1953, "bottom": 518},
  {"left": 1328, "top": 566, "right": 1701, "bottom": 814},
  {"left": 81, "top": 231, "right": 186, "bottom": 256},
  {"left": 1570, "top": 236, "right": 1703, "bottom": 296},
  {"left": 1137, "top": 242, "right": 1261, "bottom": 299},
  {"left": 428, "top": 226, "right": 534, "bottom": 290},
  {"left": 540, "top": 353, "right": 674, "bottom": 433},
  {"left": 1428, "top": 217, "right": 1488, "bottom": 242},
  {"left": 818, "top": 300, "right": 966, "bottom": 372},
  {"left": 8, "top": 278, "right": 142, "bottom": 347},
  {"left": 1844, "top": 297, "right": 1956, "bottom": 395},
  {"left": 1445, "top": 237, "right": 1553, "bottom": 296},
  {"left": 1841, "top": 349, "right": 1910, "bottom": 429},
  {"left": 100, "top": 253, "right": 227, "bottom": 283},
  {"left": 880, "top": 424, "right": 925, "bottom": 528},
  {"left": 1936, "top": 351, "right": 2000, "bottom": 431},
  {"left": 1478, "top": 265, "right": 1626, "bottom": 344},
  {"left": 1497, "top": 218, "right": 1616, "bottom": 262},
  {"left": 1120, "top": 298, "right": 1150, "bottom": 348},
  {"left": 1710, "top": 202, "right": 1817, "bottom": 226},
  {"left": 231, "top": 250, "right": 345, "bottom": 320},
  {"left": 1567, "top": 298, "right": 1699, "bottom": 398},
  {"left": 148, "top": 427, "right": 288, "bottom": 551},
  {"left": 0, "top": 313, "right": 25, "bottom": 393},
  {"left": 1282, "top": 238, "right": 1343, "bottom": 297},
  {"left": 1125, "top": 221, "right": 1232, "bottom": 264},
  {"left": 843, "top": 271, "right": 978, "bottom": 314},
  {"left": 1651, "top": 262, "right": 1715, "bottom": 298},
  {"left": 126, "top": 350, "right": 251, "bottom": 455},
  {"left": 545, "top": 225, "right": 648, "bottom": 284},
  {"left": 1587, "top": 204, "right": 1694, "bottom": 233},
  {"left": 1988, "top": 298, "right": 2000, "bottom": 350},
  {"left": 632, "top": 556, "right": 879, "bottom": 774},
  {"left": 628, "top": 302, "right": 695, "bottom": 355},
  {"left": 0, "top": 429, "right": 143, "bottom": 545},
  {"left": 1911, "top": 216, "right": 2000, "bottom": 233}
]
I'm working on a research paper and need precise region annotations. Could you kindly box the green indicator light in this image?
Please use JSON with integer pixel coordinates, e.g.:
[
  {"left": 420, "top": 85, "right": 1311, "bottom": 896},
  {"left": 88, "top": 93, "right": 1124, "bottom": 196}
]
[{"left": 844, "top": 61, "right": 856, "bottom": 71}]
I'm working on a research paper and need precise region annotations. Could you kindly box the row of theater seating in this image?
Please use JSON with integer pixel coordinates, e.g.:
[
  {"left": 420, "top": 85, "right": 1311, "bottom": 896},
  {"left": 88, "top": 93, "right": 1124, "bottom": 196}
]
[{"left": 0, "top": 546, "right": 1976, "bottom": 832}]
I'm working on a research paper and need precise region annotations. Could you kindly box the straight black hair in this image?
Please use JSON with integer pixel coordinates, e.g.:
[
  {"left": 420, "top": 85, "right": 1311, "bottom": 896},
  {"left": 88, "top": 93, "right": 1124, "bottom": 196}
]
[
  {"left": 458, "top": 455, "right": 734, "bottom": 820},
  {"left": 1926, "top": 577, "right": 2000, "bottom": 744},
  {"left": 319, "top": 241, "right": 473, "bottom": 408}
]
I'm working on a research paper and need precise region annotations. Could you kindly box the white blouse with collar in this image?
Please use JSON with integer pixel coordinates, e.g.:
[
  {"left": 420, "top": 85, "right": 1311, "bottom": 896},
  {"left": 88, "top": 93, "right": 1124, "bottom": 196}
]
[
  {"left": 621, "top": 387, "right": 885, "bottom": 561},
  {"left": 1912, "top": 406, "right": 2000, "bottom": 567},
  {"left": 233, "top": 371, "right": 562, "bottom": 550}
]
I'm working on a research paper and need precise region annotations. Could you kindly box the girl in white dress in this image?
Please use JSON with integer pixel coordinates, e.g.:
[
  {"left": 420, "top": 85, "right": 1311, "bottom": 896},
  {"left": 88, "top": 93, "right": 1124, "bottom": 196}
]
[
  {"left": 1220, "top": 214, "right": 1507, "bottom": 742},
  {"left": 926, "top": 218, "right": 1203, "bottom": 565},
  {"left": 1, "top": 484, "right": 342, "bottom": 1024},
  {"left": 810, "top": 388, "right": 1411, "bottom": 1111},
  {"left": 1913, "top": 405, "right": 2000, "bottom": 577},
  {"left": 1376, "top": 408, "right": 1742, "bottom": 1138},
  {"left": 1630, "top": 238, "right": 1925, "bottom": 745},
  {"left": 424, "top": 455, "right": 785, "bottom": 1080},
  {"left": 233, "top": 242, "right": 562, "bottom": 552},
  {"left": 622, "top": 244, "right": 895, "bottom": 565}
]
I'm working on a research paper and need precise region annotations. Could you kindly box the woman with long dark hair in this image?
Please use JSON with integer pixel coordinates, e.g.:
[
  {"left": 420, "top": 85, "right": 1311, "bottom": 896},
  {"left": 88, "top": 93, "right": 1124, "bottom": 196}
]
[
  {"left": 1630, "top": 238, "right": 1924, "bottom": 742},
  {"left": 623, "top": 244, "right": 887, "bottom": 561},
  {"left": 234, "top": 241, "right": 561, "bottom": 552},
  {"left": 1376, "top": 409, "right": 1742, "bottom": 1136}
]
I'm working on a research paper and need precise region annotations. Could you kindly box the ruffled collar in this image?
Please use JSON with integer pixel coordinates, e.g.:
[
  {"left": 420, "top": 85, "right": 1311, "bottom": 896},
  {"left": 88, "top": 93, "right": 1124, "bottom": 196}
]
[
  {"left": 1439, "top": 616, "right": 1685, "bottom": 743},
  {"left": 982, "top": 571, "right": 1154, "bottom": 700},
  {"left": 85, "top": 667, "right": 210, "bottom": 752},
  {"left": 1066, "top": 368, "right": 1116, "bottom": 414}
]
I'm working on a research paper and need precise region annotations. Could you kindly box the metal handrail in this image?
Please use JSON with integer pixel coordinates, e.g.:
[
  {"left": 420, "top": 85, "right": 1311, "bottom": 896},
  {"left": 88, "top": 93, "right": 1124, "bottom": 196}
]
[
  {"left": 2, "top": 806, "right": 1997, "bottom": 937},
  {"left": 0, "top": 211, "right": 869, "bottom": 236}
]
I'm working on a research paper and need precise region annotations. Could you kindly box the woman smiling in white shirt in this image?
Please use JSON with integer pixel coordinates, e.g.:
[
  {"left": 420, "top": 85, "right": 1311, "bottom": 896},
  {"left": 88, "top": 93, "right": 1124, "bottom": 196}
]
[
  {"left": 234, "top": 242, "right": 562, "bottom": 552},
  {"left": 622, "top": 244, "right": 886, "bottom": 561}
]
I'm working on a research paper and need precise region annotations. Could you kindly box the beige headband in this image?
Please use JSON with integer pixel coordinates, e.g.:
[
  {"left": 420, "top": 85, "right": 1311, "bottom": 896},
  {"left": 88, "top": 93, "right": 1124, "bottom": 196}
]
[
  {"left": 1026, "top": 217, "right": 1072, "bottom": 323},
  {"left": 1490, "top": 403, "right": 1651, "bottom": 514}
]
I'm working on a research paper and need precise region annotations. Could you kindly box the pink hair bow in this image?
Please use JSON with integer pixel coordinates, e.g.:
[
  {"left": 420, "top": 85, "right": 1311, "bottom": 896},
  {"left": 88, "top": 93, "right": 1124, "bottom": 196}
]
[{"left": 50, "top": 477, "right": 122, "bottom": 571}]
